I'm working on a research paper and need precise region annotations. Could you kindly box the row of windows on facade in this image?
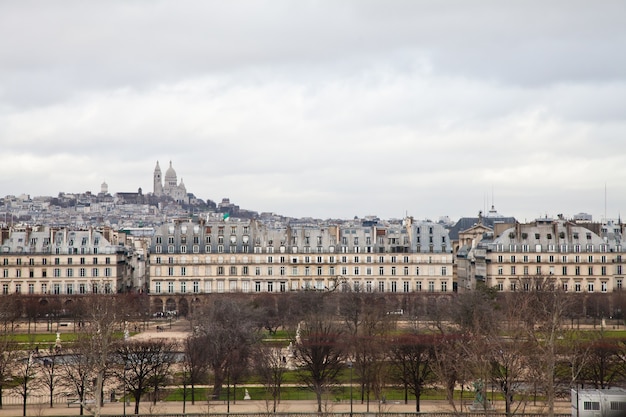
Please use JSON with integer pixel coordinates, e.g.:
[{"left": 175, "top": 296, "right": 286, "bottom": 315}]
[
  {"left": 151, "top": 279, "right": 449, "bottom": 294},
  {"left": 156, "top": 229, "right": 442, "bottom": 245},
  {"left": 1, "top": 282, "right": 113, "bottom": 295},
  {"left": 493, "top": 279, "right": 623, "bottom": 293},
  {"left": 2, "top": 267, "right": 114, "bottom": 279},
  {"left": 2, "top": 257, "right": 113, "bottom": 266},
  {"left": 153, "top": 254, "right": 449, "bottom": 265},
  {"left": 496, "top": 265, "right": 623, "bottom": 276},
  {"left": 3, "top": 246, "right": 104, "bottom": 255},
  {"left": 495, "top": 254, "right": 623, "bottom": 263},
  {"left": 153, "top": 243, "right": 448, "bottom": 255},
  {"left": 19, "top": 236, "right": 101, "bottom": 247},
  {"left": 493, "top": 243, "right": 619, "bottom": 253},
  {"left": 153, "top": 265, "right": 449, "bottom": 277}
]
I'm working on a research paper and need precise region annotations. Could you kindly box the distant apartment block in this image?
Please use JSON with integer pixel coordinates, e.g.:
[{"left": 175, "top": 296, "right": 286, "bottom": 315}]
[
  {"left": 147, "top": 216, "right": 454, "bottom": 299},
  {"left": 457, "top": 216, "right": 625, "bottom": 293},
  {"left": 0, "top": 226, "right": 129, "bottom": 295}
]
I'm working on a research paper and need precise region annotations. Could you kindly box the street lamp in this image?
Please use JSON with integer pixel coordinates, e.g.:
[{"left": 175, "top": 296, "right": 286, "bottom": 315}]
[
  {"left": 123, "top": 364, "right": 128, "bottom": 417},
  {"left": 347, "top": 360, "right": 353, "bottom": 417}
]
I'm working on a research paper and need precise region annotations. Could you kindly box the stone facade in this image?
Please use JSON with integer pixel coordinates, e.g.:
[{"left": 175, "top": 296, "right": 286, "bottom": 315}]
[
  {"left": 0, "top": 226, "right": 129, "bottom": 295},
  {"left": 147, "top": 216, "right": 454, "bottom": 298},
  {"left": 457, "top": 217, "right": 625, "bottom": 293}
]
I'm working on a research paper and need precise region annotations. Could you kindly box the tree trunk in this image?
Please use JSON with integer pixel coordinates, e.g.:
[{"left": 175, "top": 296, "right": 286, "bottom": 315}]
[
  {"left": 316, "top": 390, "right": 322, "bottom": 413},
  {"left": 134, "top": 393, "right": 141, "bottom": 415}
]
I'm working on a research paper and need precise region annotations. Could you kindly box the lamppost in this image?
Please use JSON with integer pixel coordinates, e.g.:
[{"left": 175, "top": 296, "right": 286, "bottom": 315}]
[
  {"left": 347, "top": 360, "right": 353, "bottom": 417},
  {"left": 123, "top": 364, "right": 127, "bottom": 417}
]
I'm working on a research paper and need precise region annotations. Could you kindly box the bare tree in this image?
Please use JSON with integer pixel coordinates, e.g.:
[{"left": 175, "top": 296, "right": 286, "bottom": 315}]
[
  {"left": 252, "top": 342, "right": 287, "bottom": 413},
  {"left": 0, "top": 332, "right": 18, "bottom": 409},
  {"left": 253, "top": 293, "right": 288, "bottom": 335},
  {"left": 0, "top": 294, "right": 22, "bottom": 332},
  {"left": 74, "top": 295, "right": 127, "bottom": 417},
  {"left": 294, "top": 293, "right": 345, "bottom": 413},
  {"left": 11, "top": 350, "right": 41, "bottom": 417},
  {"left": 58, "top": 336, "right": 97, "bottom": 416},
  {"left": 338, "top": 292, "right": 395, "bottom": 410},
  {"left": 580, "top": 336, "right": 622, "bottom": 389},
  {"left": 389, "top": 332, "right": 437, "bottom": 412},
  {"left": 114, "top": 339, "right": 177, "bottom": 414},
  {"left": 196, "top": 296, "right": 258, "bottom": 401},
  {"left": 181, "top": 335, "right": 209, "bottom": 410},
  {"left": 516, "top": 277, "right": 573, "bottom": 417},
  {"left": 37, "top": 352, "right": 61, "bottom": 408}
]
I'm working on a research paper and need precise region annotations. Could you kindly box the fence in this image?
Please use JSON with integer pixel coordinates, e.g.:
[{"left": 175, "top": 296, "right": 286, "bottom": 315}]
[{"left": 102, "top": 414, "right": 571, "bottom": 417}]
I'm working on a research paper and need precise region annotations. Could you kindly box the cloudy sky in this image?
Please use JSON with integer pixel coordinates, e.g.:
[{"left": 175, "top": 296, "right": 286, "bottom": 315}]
[{"left": 1, "top": 1, "right": 625, "bottom": 222}]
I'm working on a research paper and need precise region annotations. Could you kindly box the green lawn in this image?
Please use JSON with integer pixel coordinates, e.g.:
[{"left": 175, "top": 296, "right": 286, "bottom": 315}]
[
  {"left": 6, "top": 331, "right": 132, "bottom": 347},
  {"left": 164, "top": 385, "right": 482, "bottom": 403}
]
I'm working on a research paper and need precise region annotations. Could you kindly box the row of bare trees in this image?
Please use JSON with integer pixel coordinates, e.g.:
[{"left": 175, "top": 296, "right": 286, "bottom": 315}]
[
  {"left": 3, "top": 283, "right": 626, "bottom": 416},
  {"left": 0, "top": 295, "right": 172, "bottom": 417},
  {"left": 181, "top": 281, "right": 626, "bottom": 416}
]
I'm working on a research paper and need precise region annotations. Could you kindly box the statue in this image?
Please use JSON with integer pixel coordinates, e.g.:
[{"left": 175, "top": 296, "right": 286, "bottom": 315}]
[
  {"left": 469, "top": 380, "right": 492, "bottom": 411},
  {"left": 473, "top": 380, "right": 485, "bottom": 405}
]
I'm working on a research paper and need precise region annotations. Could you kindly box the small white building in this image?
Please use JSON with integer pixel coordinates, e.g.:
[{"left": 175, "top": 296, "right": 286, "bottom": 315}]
[{"left": 571, "top": 388, "right": 626, "bottom": 417}]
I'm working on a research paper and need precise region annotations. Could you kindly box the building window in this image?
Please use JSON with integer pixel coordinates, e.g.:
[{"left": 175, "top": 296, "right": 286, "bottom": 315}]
[
  {"left": 181, "top": 281, "right": 187, "bottom": 293},
  {"left": 441, "top": 281, "right": 448, "bottom": 292},
  {"left": 403, "top": 281, "right": 410, "bottom": 292},
  {"left": 588, "top": 283, "right": 594, "bottom": 293},
  {"left": 168, "top": 281, "right": 174, "bottom": 293},
  {"left": 155, "top": 282, "right": 161, "bottom": 293}
]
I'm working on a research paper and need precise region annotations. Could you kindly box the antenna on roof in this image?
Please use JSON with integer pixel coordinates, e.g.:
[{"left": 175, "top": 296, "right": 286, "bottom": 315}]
[{"left": 605, "top": 182, "right": 607, "bottom": 221}]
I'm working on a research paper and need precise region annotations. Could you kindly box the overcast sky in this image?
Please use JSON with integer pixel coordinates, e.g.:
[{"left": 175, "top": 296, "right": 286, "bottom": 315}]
[{"left": 1, "top": 1, "right": 625, "bottom": 222}]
